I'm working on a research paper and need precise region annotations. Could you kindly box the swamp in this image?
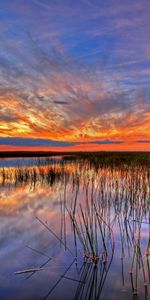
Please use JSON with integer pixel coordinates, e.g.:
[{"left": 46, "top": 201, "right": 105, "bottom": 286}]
[{"left": 0, "top": 152, "right": 150, "bottom": 300}]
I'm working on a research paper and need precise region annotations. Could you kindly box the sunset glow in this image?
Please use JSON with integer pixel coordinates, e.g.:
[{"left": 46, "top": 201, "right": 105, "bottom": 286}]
[{"left": 0, "top": 0, "right": 150, "bottom": 151}]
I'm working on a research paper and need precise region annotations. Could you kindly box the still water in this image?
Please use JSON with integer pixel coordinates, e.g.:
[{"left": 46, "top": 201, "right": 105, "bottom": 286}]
[{"left": 0, "top": 156, "right": 149, "bottom": 300}]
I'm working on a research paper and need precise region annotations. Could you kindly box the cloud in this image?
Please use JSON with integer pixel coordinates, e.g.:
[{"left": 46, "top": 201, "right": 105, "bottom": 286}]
[
  {"left": 90, "top": 140, "right": 123, "bottom": 145},
  {"left": 53, "top": 101, "right": 69, "bottom": 105},
  {"left": 0, "top": 137, "right": 124, "bottom": 147},
  {"left": 0, "top": 0, "right": 150, "bottom": 148},
  {"left": 0, "top": 137, "right": 78, "bottom": 147},
  {"left": 136, "top": 140, "right": 150, "bottom": 143}
]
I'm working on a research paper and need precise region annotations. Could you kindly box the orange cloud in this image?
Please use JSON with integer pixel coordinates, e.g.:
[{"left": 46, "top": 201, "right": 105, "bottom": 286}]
[{"left": 0, "top": 37, "right": 150, "bottom": 151}]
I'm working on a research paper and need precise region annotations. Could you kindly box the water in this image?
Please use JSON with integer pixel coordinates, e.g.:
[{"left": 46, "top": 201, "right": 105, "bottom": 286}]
[{"left": 0, "top": 156, "right": 149, "bottom": 300}]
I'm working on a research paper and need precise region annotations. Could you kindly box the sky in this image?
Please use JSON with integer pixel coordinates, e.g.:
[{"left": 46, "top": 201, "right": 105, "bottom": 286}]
[{"left": 0, "top": 0, "right": 150, "bottom": 152}]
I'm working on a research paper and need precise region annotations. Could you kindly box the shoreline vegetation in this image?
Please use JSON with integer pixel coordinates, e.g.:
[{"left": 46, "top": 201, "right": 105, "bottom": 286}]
[
  {"left": 0, "top": 150, "right": 150, "bottom": 157},
  {"left": 0, "top": 150, "right": 150, "bottom": 156},
  {"left": 0, "top": 151, "right": 150, "bottom": 167}
]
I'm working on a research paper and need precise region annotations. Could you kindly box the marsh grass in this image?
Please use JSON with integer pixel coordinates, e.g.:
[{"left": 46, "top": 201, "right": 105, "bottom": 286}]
[{"left": 1, "top": 153, "right": 150, "bottom": 298}]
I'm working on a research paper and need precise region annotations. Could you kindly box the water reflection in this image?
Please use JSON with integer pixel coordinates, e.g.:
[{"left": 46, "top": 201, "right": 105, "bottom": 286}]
[{"left": 0, "top": 156, "right": 149, "bottom": 300}]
